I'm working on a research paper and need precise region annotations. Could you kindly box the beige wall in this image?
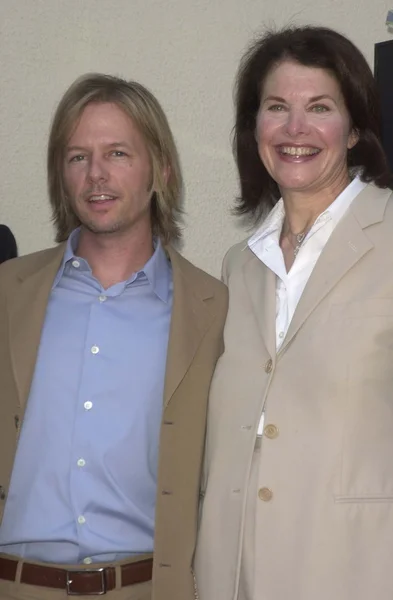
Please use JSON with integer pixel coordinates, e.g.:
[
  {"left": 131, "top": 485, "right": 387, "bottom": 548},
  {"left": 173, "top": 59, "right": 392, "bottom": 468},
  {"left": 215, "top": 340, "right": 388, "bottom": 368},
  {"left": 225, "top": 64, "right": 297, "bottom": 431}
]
[{"left": 0, "top": 0, "right": 391, "bottom": 276}]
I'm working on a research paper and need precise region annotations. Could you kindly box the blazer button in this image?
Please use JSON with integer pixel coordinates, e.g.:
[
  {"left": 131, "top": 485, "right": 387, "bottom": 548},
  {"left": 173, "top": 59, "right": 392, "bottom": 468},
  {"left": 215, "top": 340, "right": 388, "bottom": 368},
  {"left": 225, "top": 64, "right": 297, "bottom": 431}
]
[
  {"left": 264, "top": 359, "right": 273, "bottom": 373},
  {"left": 264, "top": 424, "right": 279, "bottom": 439},
  {"left": 258, "top": 487, "right": 273, "bottom": 502},
  {"left": 0, "top": 486, "right": 6, "bottom": 501}
]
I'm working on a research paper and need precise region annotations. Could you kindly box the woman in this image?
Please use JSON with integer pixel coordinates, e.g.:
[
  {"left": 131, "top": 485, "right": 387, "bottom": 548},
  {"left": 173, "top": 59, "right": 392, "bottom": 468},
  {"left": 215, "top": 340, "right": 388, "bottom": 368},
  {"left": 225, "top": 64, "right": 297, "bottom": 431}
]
[
  {"left": 195, "top": 26, "right": 393, "bottom": 600},
  {"left": 0, "top": 224, "right": 17, "bottom": 264}
]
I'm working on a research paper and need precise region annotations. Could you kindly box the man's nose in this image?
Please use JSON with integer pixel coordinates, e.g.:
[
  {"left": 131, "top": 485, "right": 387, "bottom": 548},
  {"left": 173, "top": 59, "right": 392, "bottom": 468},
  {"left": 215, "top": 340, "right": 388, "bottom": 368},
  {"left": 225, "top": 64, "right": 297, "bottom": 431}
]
[{"left": 87, "top": 156, "right": 108, "bottom": 183}]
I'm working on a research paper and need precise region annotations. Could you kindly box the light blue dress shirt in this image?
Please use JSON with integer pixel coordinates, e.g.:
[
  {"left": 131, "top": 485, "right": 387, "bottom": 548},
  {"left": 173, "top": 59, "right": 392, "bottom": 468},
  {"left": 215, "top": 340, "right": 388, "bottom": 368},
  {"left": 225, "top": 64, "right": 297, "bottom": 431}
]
[{"left": 0, "top": 229, "right": 173, "bottom": 564}]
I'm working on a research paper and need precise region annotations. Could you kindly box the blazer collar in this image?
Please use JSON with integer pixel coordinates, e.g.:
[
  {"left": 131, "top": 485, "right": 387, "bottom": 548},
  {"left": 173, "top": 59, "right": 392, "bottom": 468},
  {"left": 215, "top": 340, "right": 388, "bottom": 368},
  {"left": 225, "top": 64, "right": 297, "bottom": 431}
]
[
  {"left": 243, "top": 252, "right": 277, "bottom": 358},
  {"left": 163, "top": 245, "right": 217, "bottom": 406},
  {"left": 243, "top": 183, "right": 393, "bottom": 358},
  {"left": 9, "top": 243, "right": 66, "bottom": 409},
  {"left": 9, "top": 242, "right": 217, "bottom": 410}
]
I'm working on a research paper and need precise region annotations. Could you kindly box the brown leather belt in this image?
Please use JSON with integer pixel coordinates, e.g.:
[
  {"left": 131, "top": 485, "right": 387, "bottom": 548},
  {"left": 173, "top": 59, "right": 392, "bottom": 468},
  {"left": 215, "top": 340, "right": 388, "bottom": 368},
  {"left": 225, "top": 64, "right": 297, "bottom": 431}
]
[{"left": 0, "top": 555, "right": 153, "bottom": 595}]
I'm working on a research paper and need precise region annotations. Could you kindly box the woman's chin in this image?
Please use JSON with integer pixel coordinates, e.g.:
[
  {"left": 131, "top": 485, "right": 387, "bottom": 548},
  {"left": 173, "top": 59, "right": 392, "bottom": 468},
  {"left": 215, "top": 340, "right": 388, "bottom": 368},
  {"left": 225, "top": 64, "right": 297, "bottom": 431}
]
[{"left": 277, "top": 177, "right": 319, "bottom": 196}]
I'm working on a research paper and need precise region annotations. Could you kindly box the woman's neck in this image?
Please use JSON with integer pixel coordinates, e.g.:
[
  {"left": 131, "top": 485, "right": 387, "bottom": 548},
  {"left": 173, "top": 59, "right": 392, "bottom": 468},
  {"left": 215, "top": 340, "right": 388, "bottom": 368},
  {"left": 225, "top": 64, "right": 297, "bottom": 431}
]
[{"left": 281, "top": 172, "right": 351, "bottom": 234}]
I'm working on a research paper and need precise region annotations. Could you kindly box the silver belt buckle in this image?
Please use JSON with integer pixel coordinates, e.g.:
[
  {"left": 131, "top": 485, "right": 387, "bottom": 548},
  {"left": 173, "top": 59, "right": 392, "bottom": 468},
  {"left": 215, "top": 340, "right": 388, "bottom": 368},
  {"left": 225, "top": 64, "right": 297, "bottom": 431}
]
[{"left": 66, "top": 567, "right": 106, "bottom": 595}]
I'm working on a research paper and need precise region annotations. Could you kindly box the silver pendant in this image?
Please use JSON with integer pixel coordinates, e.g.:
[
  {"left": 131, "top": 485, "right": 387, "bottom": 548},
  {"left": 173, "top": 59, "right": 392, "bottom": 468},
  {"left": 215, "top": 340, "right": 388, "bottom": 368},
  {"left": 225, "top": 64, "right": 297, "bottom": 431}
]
[{"left": 294, "top": 232, "right": 306, "bottom": 257}]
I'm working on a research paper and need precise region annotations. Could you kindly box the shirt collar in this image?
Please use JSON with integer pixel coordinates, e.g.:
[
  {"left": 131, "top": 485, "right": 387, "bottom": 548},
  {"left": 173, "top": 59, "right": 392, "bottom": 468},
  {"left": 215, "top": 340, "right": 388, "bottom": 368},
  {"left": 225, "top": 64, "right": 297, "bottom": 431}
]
[
  {"left": 248, "top": 199, "right": 285, "bottom": 251},
  {"left": 248, "top": 175, "right": 368, "bottom": 251},
  {"left": 52, "top": 228, "right": 81, "bottom": 289},
  {"left": 142, "top": 238, "right": 171, "bottom": 303},
  {"left": 52, "top": 228, "right": 171, "bottom": 303},
  {"left": 325, "top": 174, "right": 367, "bottom": 226}
]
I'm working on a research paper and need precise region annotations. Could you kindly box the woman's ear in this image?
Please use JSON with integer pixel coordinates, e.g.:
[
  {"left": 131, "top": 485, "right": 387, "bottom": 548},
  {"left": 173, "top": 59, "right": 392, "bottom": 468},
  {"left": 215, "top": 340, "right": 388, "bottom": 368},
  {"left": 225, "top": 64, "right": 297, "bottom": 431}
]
[{"left": 347, "top": 128, "right": 360, "bottom": 150}]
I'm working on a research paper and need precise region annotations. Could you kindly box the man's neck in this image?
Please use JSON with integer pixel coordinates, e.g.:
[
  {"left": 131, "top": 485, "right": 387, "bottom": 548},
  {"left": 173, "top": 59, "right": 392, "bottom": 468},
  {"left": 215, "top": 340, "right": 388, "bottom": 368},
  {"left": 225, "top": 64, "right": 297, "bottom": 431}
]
[{"left": 76, "top": 227, "right": 154, "bottom": 289}]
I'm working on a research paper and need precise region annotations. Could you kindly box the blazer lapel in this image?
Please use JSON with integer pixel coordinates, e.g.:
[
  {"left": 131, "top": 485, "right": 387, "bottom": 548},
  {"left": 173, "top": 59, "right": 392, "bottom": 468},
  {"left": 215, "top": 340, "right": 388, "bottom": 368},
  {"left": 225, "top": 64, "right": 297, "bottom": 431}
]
[
  {"left": 8, "top": 245, "right": 65, "bottom": 410},
  {"left": 280, "top": 184, "right": 392, "bottom": 354},
  {"left": 243, "top": 249, "right": 277, "bottom": 358},
  {"left": 163, "top": 246, "right": 216, "bottom": 406}
]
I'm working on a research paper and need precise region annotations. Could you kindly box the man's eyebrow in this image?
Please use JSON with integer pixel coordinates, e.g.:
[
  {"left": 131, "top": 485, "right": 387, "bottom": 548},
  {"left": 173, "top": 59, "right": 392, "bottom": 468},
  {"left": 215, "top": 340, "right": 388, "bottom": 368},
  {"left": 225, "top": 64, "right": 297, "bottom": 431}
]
[
  {"left": 65, "top": 145, "right": 87, "bottom": 153},
  {"left": 65, "top": 141, "right": 132, "bottom": 152},
  {"left": 106, "top": 142, "right": 132, "bottom": 148}
]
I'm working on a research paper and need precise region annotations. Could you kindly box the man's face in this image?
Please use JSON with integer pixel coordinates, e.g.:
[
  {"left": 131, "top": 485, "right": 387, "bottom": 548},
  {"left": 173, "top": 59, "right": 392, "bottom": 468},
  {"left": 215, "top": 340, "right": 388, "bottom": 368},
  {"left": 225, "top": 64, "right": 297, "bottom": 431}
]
[{"left": 63, "top": 102, "right": 153, "bottom": 238}]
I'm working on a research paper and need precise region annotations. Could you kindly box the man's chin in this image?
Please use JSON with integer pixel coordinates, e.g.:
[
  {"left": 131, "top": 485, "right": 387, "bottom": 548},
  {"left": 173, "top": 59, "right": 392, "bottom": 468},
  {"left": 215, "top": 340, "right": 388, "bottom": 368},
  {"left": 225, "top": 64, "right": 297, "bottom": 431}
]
[{"left": 81, "top": 221, "right": 123, "bottom": 235}]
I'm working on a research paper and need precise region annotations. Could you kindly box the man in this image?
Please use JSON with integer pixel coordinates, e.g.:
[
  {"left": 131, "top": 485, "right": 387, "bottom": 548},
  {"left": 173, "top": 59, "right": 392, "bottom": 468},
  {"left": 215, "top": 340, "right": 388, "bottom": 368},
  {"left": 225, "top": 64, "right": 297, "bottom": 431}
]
[{"left": 0, "top": 73, "right": 227, "bottom": 600}]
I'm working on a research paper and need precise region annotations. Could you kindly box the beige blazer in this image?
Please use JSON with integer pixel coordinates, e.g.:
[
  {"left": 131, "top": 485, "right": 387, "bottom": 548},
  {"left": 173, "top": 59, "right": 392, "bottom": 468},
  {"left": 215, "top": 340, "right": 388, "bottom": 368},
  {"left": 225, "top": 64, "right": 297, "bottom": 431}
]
[
  {"left": 195, "top": 183, "right": 393, "bottom": 600},
  {"left": 0, "top": 243, "right": 228, "bottom": 600}
]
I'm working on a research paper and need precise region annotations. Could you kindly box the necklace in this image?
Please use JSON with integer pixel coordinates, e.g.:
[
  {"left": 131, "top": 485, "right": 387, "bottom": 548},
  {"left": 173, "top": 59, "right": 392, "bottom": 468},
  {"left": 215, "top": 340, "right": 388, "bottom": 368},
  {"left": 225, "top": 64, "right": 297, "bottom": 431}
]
[
  {"left": 293, "top": 231, "right": 307, "bottom": 257},
  {"left": 282, "top": 226, "right": 308, "bottom": 258}
]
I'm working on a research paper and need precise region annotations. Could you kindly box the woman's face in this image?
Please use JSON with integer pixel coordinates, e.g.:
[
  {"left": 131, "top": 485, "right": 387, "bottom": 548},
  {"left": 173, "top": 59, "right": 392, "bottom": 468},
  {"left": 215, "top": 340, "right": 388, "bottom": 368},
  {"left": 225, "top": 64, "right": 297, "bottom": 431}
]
[{"left": 256, "top": 60, "right": 358, "bottom": 198}]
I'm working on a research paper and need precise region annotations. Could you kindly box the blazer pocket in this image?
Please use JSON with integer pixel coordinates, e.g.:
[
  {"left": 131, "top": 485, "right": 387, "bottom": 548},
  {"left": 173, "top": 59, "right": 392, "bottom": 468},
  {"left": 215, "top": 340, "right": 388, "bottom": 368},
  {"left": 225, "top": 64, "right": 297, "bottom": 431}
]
[
  {"left": 334, "top": 495, "right": 393, "bottom": 503},
  {"left": 329, "top": 298, "right": 393, "bottom": 320},
  {"left": 333, "top": 302, "right": 393, "bottom": 500}
]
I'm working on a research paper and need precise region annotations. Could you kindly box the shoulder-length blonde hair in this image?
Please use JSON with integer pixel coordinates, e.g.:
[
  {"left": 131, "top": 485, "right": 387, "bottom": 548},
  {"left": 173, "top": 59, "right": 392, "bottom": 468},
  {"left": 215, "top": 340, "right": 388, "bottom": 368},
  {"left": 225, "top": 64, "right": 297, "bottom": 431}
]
[{"left": 48, "top": 73, "right": 183, "bottom": 244}]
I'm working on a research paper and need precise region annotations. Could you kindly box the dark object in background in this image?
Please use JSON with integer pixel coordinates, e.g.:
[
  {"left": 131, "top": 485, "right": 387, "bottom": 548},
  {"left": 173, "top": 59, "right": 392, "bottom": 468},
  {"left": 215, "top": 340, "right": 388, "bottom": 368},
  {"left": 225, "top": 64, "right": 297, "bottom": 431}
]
[
  {"left": 0, "top": 224, "right": 18, "bottom": 264},
  {"left": 375, "top": 40, "right": 393, "bottom": 173}
]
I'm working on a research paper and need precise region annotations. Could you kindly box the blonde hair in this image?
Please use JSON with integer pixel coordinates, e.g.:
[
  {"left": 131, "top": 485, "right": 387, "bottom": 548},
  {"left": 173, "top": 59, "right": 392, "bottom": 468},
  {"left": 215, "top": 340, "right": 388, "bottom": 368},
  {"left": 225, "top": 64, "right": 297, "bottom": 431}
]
[{"left": 48, "top": 73, "right": 183, "bottom": 244}]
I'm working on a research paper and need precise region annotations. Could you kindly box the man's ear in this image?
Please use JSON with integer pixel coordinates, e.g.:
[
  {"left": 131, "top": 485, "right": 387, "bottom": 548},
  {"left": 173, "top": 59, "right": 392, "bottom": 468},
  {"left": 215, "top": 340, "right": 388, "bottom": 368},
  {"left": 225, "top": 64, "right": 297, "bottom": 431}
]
[
  {"left": 163, "top": 164, "right": 171, "bottom": 185},
  {"left": 151, "top": 165, "right": 170, "bottom": 193}
]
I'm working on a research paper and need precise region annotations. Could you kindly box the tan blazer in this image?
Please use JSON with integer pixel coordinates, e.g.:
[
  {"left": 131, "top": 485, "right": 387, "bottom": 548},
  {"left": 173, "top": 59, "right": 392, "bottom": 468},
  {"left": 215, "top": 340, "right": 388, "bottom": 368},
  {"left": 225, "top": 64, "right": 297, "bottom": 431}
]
[
  {"left": 0, "top": 243, "right": 228, "bottom": 600},
  {"left": 195, "top": 183, "right": 393, "bottom": 600}
]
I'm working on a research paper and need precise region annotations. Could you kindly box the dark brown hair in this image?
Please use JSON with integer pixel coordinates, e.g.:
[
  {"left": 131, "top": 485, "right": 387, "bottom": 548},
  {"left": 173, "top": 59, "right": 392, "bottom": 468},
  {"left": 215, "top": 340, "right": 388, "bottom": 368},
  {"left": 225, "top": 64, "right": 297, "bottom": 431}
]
[{"left": 234, "top": 25, "right": 393, "bottom": 223}]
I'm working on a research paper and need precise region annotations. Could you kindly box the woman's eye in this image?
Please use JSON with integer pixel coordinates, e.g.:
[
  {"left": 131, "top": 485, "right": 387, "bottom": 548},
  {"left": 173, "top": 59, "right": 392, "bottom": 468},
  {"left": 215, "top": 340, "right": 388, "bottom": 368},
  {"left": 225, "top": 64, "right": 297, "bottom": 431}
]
[
  {"left": 111, "top": 150, "right": 127, "bottom": 157},
  {"left": 310, "top": 104, "right": 329, "bottom": 113},
  {"left": 267, "top": 104, "right": 285, "bottom": 112}
]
